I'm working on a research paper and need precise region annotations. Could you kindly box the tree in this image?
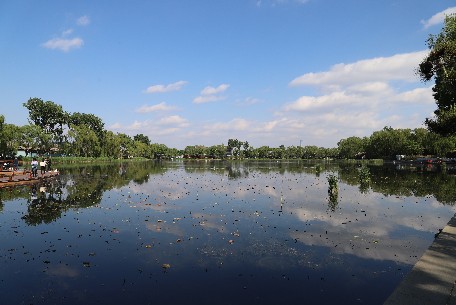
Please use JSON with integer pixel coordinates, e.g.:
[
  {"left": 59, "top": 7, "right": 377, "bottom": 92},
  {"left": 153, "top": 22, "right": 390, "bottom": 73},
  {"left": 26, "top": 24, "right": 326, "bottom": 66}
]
[
  {"left": 227, "top": 139, "right": 242, "bottom": 158},
  {"left": 133, "top": 134, "right": 151, "bottom": 146},
  {"left": 23, "top": 98, "right": 68, "bottom": 147},
  {"left": 133, "top": 141, "right": 151, "bottom": 158},
  {"left": 208, "top": 144, "right": 226, "bottom": 159},
  {"left": 117, "top": 133, "right": 134, "bottom": 159},
  {"left": 418, "top": 14, "right": 456, "bottom": 135},
  {"left": 103, "top": 131, "right": 121, "bottom": 158},
  {"left": 69, "top": 112, "right": 105, "bottom": 140},
  {"left": 337, "top": 136, "right": 367, "bottom": 159},
  {"left": 0, "top": 115, "right": 6, "bottom": 155},
  {"left": 67, "top": 124, "right": 101, "bottom": 157},
  {"left": 20, "top": 124, "right": 46, "bottom": 156}
]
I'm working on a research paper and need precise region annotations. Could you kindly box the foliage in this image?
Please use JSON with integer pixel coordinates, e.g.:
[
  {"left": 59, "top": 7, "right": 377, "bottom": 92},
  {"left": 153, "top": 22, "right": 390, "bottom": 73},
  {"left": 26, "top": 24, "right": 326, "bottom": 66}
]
[
  {"left": 337, "top": 136, "right": 367, "bottom": 159},
  {"left": 0, "top": 122, "right": 20, "bottom": 156},
  {"left": 23, "top": 97, "right": 68, "bottom": 146},
  {"left": 358, "top": 165, "right": 371, "bottom": 193},
  {"left": 364, "top": 127, "right": 428, "bottom": 159},
  {"left": 67, "top": 124, "right": 101, "bottom": 157},
  {"left": 418, "top": 14, "right": 456, "bottom": 135},
  {"left": 133, "top": 133, "right": 151, "bottom": 145},
  {"left": 326, "top": 173, "right": 339, "bottom": 211},
  {"left": 69, "top": 112, "right": 105, "bottom": 140}
]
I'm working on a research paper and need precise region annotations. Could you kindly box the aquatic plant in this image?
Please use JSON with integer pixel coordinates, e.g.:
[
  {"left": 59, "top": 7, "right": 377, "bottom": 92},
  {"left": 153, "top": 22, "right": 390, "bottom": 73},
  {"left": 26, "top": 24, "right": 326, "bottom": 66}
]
[
  {"left": 315, "top": 164, "right": 322, "bottom": 176},
  {"left": 358, "top": 165, "right": 371, "bottom": 193},
  {"left": 327, "top": 173, "right": 339, "bottom": 211}
]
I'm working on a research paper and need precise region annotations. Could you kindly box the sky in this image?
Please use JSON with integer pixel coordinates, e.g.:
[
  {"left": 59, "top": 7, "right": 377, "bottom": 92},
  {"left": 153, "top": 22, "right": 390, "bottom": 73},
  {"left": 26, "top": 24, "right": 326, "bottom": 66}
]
[{"left": 1, "top": 1, "right": 455, "bottom": 150}]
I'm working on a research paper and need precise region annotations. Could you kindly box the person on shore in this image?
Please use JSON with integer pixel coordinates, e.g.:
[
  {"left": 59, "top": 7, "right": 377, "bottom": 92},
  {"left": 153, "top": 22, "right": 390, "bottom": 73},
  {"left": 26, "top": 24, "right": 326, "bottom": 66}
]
[
  {"left": 31, "top": 158, "right": 38, "bottom": 177},
  {"left": 13, "top": 157, "right": 18, "bottom": 171},
  {"left": 46, "top": 158, "right": 51, "bottom": 171},
  {"left": 40, "top": 159, "right": 46, "bottom": 175}
]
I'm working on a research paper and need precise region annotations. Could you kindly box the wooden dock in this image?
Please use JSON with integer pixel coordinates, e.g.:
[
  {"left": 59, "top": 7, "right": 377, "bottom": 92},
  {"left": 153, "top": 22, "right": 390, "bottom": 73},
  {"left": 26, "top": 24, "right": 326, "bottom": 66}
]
[{"left": 0, "top": 170, "right": 60, "bottom": 188}]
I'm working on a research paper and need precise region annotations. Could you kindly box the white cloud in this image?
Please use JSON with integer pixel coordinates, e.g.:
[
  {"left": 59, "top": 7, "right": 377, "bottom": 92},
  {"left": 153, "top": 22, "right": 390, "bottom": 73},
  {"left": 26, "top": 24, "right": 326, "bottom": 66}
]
[
  {"left": 42, "top": 21, "right": 87, "bottom": 52},
  {"left": 62, "top": 29, "right": 73, "bottom": 37},
  {"left": 396, "top": 86, "right": 434, "bottom": 104},
  {"left": 193, "top": 83, "right": 230, "bottom": 104},
  {"left": 200, "top": 84, "right": 230, "bottom": 95},
  {"left": 193, "top": 95, "right": 225, "bottom": 104},
  {"left": 145, "top": 81, "right": 188, "bottom": 93},
  {"left": 284, "top": 91, "right": 356, "bottom": 112},
  {"left": 77, "top": 15, "right": 90, "bottom": 26},
  {"left": 109, "top": 115, "right": 190, "bottom": 142},
  {"left": 158, "top": 115, "right": 189, "bottom": 126},
  {"left": 41, "top": 37, "right": 84, "bottom": 52},
  {"left": 421, "top": 7, "right": 456, "bottom": 29},
  {"left": 276, "top": 50, "right": 437, "bottom": 146},
  {"left": 136, "top": 102, "right": 176, "bottom": 113},
  {"left": 289, "top": 51, "right": 428, "bottom": 88},
  {"left": 241, "top": 97, "right": 262, "bottom": 105},
  {"left": 207, "top": 118, "right": 251, "bottom": 131}
]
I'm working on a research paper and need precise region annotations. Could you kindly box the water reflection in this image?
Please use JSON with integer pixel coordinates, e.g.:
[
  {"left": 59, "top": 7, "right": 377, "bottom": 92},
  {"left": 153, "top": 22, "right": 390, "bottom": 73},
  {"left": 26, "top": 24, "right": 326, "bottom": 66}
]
[{"left": 0, "top": 160, "right": 455, "bottom": 305}]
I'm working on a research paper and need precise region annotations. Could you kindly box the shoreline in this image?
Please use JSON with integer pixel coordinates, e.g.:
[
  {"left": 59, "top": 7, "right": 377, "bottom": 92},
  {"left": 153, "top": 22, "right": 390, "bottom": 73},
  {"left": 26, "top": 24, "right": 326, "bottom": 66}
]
[{"left": 383, "top": 214, "right": 456, "bottom": 305}]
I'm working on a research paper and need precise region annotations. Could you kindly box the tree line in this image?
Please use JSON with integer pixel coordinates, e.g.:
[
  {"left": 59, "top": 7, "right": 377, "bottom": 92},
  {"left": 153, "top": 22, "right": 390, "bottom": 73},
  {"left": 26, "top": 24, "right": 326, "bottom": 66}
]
[{"left": 0, "top": 98, "right": 454, "bottom": 160}]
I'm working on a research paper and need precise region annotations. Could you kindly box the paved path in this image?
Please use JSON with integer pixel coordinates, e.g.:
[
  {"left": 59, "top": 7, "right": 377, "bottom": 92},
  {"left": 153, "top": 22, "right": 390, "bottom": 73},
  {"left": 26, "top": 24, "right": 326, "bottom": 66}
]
[{"left": 384, "top": 214, "right": 456, "bottom": 305}]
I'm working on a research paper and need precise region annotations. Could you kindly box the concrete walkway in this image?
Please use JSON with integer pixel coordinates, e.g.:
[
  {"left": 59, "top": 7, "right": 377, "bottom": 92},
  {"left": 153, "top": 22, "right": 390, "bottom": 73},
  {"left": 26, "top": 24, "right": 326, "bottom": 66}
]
[{"left": 384, "top": 214, "right": 456, "bottom": 305}]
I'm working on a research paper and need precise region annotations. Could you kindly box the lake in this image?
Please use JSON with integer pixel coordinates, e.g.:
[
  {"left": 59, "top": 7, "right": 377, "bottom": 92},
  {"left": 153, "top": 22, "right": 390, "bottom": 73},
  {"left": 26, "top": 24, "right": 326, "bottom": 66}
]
[{"left": 1, "top": 160, "right": 455, "bottom": 305}]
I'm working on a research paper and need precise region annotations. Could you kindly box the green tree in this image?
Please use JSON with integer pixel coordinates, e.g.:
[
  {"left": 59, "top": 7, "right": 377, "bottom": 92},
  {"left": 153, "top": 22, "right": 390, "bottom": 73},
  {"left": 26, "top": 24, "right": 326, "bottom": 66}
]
[
  {"left": 227, "top": 139, "right": 242, "bottom": 158},
  {"left": 103, "top": 131, "right": 121, "bottom": 158},
  {"left": 23, "top": 98, "right": 68, "bottom": 147},
  {"left": 337, "top": 136, "right": 366, "bottom": 159},
  {"left": 133, "top": 141, "right": 151, "bottom": 158},
  {"left": 69, "top": 112, "right": 105, "bottom": 140},
  {"left": 0, "top": 115, "right": 5, "bottom": 154},
  {"left": 208, "top": 144, "right": 226, "bottom": 159},
  {"left": 117, "top": 133, "right": 134, "bottom": 159},
  {"left": 2, "top": 124, "right": 21, "bottom": 156},
  {"left": 67, "top": 124, "right": 101, "bottom": 157},
  {"left": 133, "top": 134, "right": 151, "bottom": 146},
  {"left": 418, "top": 14, "right": 456, "bottom": 135},
  {"left": 19, "top": 124, "right": 45, "bottom": 156},
  {"left": 150, "top": 143, "right": 169, "bottom": 159},
  {"left": 256, "top": 146, "right": 271, "bottom": 159}
]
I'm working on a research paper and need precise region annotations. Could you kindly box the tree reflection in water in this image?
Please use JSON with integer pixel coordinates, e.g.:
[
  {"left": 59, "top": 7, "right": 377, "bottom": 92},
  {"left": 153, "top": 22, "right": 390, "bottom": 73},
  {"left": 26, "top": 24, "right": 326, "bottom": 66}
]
[
  {"left": 0, "top": 160, "right": 454, "bottom": 227},
  {"left": 0, "top": 160, "right": 455, "bottom": 305}
]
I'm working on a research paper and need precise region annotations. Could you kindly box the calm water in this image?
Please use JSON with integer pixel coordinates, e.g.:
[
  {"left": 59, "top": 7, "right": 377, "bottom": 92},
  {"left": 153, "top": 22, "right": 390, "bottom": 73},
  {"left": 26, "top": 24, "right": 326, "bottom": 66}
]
[{"left": 0, "top": 160, "right": 455, "bottom": 305}]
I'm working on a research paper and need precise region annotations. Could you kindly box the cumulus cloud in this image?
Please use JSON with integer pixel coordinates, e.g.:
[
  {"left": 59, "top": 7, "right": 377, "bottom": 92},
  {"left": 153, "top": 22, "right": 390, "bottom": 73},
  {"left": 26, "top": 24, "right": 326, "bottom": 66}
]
[
  {"left": 200, "top": 84, "right": 230, "bottom": 95},
  {"left": 289, "top": 51, "right": 427, "bottom": 88},
  {"left": 421, "top": 7, "right": 456, "bottom": 29},
  {"left": 77, "top": 15, "right": 90, "bottom": 26},
  {"left": 42, "top": 37, "right": 84, "bottom": 52},
  {"left": 193, "top": 84, "right": 230, "bottom": 104},
  {"left": 145, "top": 81, "right": 188, "bottom": 93},
  {"left": 109, "top": 114, "right": 190, "bottom": 141},
  {"left": 42, "top": 15, "right": 90, "bottom": 52},
  {"left": 136, "top": 102, "right": 176, "bottom": 113},
  {"left": 278, "top": 50, "right": 436, "bottom": 146},
  {"left": 286, "top": 51, "right": 434, "bottom": 114},
  {"left": 158, "top": 115, "right": 189, "bottom": 126},
  {"left": 193, "top": 95, "right": 225, "bottom": 104},
  {"left": 207, "top": 118, "right": 251, "bottom": 131}
]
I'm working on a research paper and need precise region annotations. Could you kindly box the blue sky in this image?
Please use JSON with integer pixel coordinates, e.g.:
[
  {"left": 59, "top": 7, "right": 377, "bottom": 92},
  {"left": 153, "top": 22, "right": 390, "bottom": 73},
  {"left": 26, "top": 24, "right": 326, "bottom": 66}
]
[{"left": 1, "top": 1, "right": 455, "bottom": 149}]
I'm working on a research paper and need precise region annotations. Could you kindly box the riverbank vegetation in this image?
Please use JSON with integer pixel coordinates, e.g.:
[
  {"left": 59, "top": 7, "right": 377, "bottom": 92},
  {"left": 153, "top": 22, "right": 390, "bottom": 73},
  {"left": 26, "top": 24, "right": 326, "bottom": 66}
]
[{"left": 0, "top": 102, "right": 455, "bottom": 161}]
